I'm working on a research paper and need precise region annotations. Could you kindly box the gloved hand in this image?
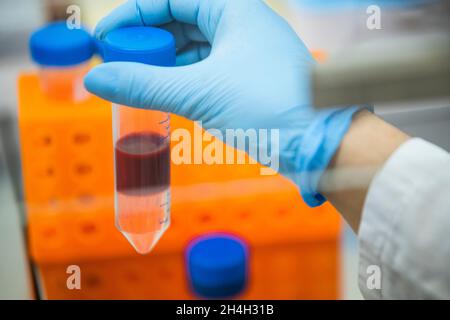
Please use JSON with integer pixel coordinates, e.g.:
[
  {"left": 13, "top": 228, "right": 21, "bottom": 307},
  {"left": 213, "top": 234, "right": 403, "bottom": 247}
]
[{"left": 84, "top": 0, "right": 360, "bottom": 207}]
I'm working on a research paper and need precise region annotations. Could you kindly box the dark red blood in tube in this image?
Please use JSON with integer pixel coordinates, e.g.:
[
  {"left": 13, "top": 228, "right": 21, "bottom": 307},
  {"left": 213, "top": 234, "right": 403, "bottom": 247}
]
[{"left": 115, "top": 132, "right": 170, "bottom": 195}]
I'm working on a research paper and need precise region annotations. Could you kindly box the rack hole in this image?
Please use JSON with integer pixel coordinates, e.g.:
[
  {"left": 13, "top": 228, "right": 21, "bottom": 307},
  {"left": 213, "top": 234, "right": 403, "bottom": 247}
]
[
  {"left": 198, "top": 212, "right": 212, "bottom": 223},
  {"left": 124, "top": 271, "right": 139, "bottom": 283},
  {"left": 41, "top": 136, "right": 52, "bottom": 146},
  {"left": 73, "top": 133, "right": 91, "bottom": 145},
  {"left": 78, "top": 194, "right": 94, "bottom": 204},
  {"left": 46, "top": 167, "right": 55, "bottom": 177},
  {"left": 75, "top": 163, "right": 92, "bottom": 175},
  {"left": 277, "top": 208, "right": 290, "bottom": 218},
  {"left": 239, "top": 211, "right": 250, "bottom": 220},
  {"left": 85, "top": 274, "right": 101, "bottom": 288},
  {"left": 80, "top": 222, "right": 97, "bottom": 235},
  {"left": 42, "top": 227, "right": 57, "bottom": 238},
  {"left": 48, "top": 198, "right": 59, "bottom": 208}
]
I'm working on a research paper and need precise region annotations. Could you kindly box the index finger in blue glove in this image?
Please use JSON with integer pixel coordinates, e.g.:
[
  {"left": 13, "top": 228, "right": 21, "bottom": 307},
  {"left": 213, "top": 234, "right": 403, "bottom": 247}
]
[{"left": 95, "top": 0, "right": 226, "bottom": 43}]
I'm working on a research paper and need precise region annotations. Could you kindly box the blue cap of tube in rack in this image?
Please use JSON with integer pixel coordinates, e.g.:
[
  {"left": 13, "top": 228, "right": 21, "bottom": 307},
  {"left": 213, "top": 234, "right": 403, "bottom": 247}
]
[{"left": 186, "top": 234, "right": 249, "bottom": 299}]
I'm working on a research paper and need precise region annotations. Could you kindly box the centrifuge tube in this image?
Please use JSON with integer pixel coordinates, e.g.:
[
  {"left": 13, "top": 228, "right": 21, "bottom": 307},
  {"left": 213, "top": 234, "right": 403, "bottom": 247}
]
[
  {"left": 102, "top": 27, "right": 176, "bottom": 254},
  {"left": 30, "top": 21, "right": 95, "bottom": 102}
]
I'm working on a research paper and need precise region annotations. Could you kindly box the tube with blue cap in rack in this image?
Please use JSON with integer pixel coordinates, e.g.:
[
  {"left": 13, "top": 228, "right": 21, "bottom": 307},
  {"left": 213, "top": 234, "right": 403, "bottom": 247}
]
[
  {"left": 186, "top": 234, "right": 249, "bottom": 299},
  {"left": 101, "top": 27, "right": 176, "bottom": 254},
  {"left": 29, "top": 21, "right": 95, "bottom": 102}
]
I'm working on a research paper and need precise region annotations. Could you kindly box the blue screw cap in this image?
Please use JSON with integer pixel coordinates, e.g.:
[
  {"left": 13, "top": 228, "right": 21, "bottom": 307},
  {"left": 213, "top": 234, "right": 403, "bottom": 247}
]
[
  {"left": 30, "top": 21, "right": 95, "bottom": 67},
  {"left": 101, "top": 26, "right": 176, "bottom": 66},
  {"left": 186, "top": 234, "right": 249, "bottom": 299}
]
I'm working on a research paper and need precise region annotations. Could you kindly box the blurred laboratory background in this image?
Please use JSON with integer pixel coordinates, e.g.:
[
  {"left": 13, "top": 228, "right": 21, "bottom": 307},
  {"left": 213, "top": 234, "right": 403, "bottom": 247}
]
[{"left": 0, "top": 0, "right": 449, "bottom": 300}]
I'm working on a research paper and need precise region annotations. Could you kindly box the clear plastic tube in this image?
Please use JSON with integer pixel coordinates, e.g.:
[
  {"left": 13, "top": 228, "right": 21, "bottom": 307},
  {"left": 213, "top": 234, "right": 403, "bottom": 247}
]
[
  {"left": 113, "top": 104, "right": 171, "bottom": 254},
  {"left": 38, "top": 62, "right": 90, "bottom": 102}
]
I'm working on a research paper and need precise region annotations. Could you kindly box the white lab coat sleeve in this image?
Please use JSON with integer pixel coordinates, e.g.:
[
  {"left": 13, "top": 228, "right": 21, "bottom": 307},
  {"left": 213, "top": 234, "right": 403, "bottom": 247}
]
[{"left": 358, "top": 138, "right": 450, "bottom": 299}]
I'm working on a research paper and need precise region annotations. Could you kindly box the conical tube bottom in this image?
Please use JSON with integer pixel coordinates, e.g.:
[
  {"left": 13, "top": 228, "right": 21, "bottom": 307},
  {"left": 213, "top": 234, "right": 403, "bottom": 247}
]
[
  {"left": 116, "top": 188, "right": 170, "bottom": 254},
  {"left": 120, "top": 229, "right": 166, "bottom": 254}
]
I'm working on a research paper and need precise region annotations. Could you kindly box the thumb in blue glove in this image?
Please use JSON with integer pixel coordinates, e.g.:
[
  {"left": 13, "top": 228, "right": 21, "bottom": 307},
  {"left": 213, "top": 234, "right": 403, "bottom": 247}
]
[{"left": 84, "top": 0, "right": 360, "bottom": 207}]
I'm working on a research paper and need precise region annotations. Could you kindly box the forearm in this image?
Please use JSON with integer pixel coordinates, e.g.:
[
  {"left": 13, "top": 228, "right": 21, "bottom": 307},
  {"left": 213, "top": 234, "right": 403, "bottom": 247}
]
[{"left": 319, "top": 110, "right": 410, "bottom": 233}]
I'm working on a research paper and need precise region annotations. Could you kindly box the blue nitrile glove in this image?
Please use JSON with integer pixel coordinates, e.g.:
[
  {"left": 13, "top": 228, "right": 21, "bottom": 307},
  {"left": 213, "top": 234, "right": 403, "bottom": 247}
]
[{"left": 84, "top": 0, "right": 361, "bottom": 207}]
